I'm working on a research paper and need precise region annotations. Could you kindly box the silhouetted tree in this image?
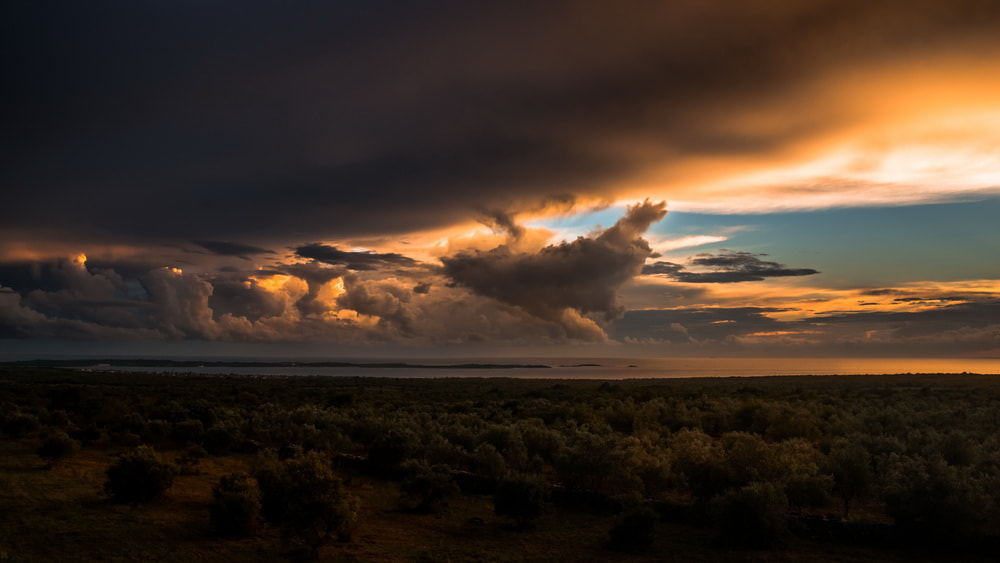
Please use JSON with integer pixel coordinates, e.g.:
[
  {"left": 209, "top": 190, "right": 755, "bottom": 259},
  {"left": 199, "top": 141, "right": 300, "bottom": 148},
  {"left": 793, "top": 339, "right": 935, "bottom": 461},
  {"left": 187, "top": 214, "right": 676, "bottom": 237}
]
[
  {"left": 399, "top": 460, "right": 459, "bottom": 514},
  {"left": 255, "top": 451, "right": 359, "bottom": 557},
  {"left": 104, "top": 445, "right": 176, "bottom": 503},
  {"left": 607, "top": 505, "right": 658, "bottom": 552},
  {"left": 37, "top": 431, "right": 80, "bottom": 468},
  {"left": 828, "top": 442, "right": 873, "bottom": 518},
  {"left": 712, "top": 482, "right": 789, "bottom": 549},
  {"left": 494, "top": 474, "right": 549, "bottom": 530}
]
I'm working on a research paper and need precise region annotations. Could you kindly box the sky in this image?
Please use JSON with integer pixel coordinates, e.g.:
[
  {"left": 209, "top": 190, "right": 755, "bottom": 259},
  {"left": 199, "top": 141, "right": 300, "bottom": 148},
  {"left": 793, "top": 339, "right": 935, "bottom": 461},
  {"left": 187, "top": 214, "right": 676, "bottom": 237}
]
[{"left": 2, "top": 1, "right": 999, "bottom": 360}]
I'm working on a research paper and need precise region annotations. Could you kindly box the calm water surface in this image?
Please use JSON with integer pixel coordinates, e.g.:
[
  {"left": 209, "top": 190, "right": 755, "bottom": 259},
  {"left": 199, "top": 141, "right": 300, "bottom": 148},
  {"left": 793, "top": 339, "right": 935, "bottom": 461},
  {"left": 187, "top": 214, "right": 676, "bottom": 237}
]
[{"left": 86, "top": 357, "right": 1000, "bottom": 379}]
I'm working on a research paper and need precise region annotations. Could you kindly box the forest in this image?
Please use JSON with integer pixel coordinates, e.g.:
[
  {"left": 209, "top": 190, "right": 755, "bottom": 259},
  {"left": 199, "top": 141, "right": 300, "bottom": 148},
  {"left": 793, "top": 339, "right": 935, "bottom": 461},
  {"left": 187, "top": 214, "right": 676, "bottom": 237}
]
[{"left": 2, "top": 367, "right": 1000, "bottom": 561}]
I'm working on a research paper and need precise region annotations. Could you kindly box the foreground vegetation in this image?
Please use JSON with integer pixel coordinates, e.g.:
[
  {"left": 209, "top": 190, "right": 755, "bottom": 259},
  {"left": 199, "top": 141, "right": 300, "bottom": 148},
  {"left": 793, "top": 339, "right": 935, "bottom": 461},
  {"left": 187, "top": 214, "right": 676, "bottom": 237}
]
[{"left": 2, "top": 367, "right": 1000, "bottom": 561}]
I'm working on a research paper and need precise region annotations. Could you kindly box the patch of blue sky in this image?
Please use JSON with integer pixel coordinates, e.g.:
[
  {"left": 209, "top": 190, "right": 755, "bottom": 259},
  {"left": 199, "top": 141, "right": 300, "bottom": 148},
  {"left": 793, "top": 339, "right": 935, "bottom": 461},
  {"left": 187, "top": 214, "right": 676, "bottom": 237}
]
[
  {"left": 652, "top": 196, "right": 1000, "bottom": 286},
  {"left": 533, "top": 196, "right": 1000, "bottom": 287}
]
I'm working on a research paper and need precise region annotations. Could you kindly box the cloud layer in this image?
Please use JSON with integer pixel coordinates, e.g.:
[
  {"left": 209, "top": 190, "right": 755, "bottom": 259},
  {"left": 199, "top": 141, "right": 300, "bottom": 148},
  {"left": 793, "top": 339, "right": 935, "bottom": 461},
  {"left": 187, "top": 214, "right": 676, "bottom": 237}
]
[
  {"left": 4, "top": 1, "right": 1000, "bottom": 254},
  {"left": 643, "top": 250, "right": 819, "bottom": 283},
  {"left": 0, "top": 204, "right": 667, "bottom": 345}
]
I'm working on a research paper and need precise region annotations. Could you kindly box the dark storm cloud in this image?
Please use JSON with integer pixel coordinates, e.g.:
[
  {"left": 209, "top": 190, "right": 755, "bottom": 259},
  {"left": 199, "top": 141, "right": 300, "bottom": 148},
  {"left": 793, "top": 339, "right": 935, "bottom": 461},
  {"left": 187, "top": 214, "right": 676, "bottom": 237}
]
[
  {"left": 442, "top": 200, "right": 666, "bottom": 336},
  {"left": 193, "top": 240, "right": 276, "bottom": 260},
  {"left": 0, "top": 260, "right": 83, "bottom": 293},
  {"left": 5, "top": 1, "right": 1000, "bottom": 246},
  {"left": 609, "top": 307, "right": 791, "bottom": 343},
  {"left": 815, "top": 300, "right": 1000, "bottom": 330},
  {"left": 642, "top": 250, "right": 818, "bottom": 283},
  {"left": 207, "top": 277, "right": 286, "bottom": 323},
  {"left": 805, "top": 299, "right": 1000, "bottom": 354},
  {"left": 294, "top": 244, "right": 418, "bottom": 271}
]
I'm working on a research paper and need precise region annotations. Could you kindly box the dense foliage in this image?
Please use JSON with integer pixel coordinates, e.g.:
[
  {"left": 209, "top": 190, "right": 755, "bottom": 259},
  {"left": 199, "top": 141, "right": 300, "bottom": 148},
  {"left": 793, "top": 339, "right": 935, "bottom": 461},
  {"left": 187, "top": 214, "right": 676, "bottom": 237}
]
[
  {"left": 103, "top": 445, "right": 176, "bottom": 502},
  {"left": 211, "top": 472, "right": 262, "bottom": 537},
  {"left": 3, "top": 367, "right": 1000, "bottom": 557}
]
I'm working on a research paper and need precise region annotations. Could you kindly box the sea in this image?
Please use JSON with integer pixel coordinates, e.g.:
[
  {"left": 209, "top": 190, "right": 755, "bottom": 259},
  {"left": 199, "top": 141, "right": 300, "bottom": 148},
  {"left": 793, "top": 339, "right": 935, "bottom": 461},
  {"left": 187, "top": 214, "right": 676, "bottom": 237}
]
[{"left": 72, "top": 357, "right": 1000, "bottom": 379}]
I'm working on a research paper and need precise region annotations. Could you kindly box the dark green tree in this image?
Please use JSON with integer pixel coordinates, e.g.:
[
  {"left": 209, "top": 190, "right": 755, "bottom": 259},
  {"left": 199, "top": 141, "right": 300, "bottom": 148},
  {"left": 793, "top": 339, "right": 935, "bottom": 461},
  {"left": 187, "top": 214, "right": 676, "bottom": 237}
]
[
  {"left": 607, "top": 505, "right": 658, "bottom": 552},
  {"left": 104, "top": 445, "right": 176, "bottom": 503},
  {"left": 255, "top": 451, "right": 360, "bottom": 557},
  {"left": 828, "top": 442, "right": 873, "bottom": 518},
  {"left": 494, "top": 474, "right": 549, "bottom": 530},
  {"left": 399, "top": 460, "right": 460, "bottom": 514},
  {"left": 36, "top": 431, "right": 80, "bottom": 468},
  {"left": 712, "top": 482, "right": 789, "bottom": 549},
  {"left": 211, "top": 473, "right": 262, "bottom": 537}
]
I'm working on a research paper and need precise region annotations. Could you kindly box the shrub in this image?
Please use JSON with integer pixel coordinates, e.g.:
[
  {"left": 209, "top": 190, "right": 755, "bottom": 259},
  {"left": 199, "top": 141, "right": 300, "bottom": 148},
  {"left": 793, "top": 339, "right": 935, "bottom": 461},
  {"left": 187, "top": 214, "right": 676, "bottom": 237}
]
[
  {"left": 203, "top": 426, "right": 237, "bottom": 455},
  {"left": 608, "top": 505, "right": 658, "bottom": 552},
  {"left": 784, "top": 473, "right": 833, "bottom": 513},
  {"left": 255, "top": 451, "right": 360, "bottom": 556},
  {"left": 37, "top": 432, "right": 80, "bottom": 468},
  {"left": 399, "top": 460, "right": 460, "bottom": 514},
  {"left": 211, "top": 473, "right": 262, "bottom": 537},
  {"left": 882, "top": 455, "right": 988, "bottom": 544},
  {"left": 367, "top": 429, "right": 416, "bottom": 477},
  {"left": 712, "top": 482, "right": 789, "bottom": 549},
  {"left": 171, "top": 418, "right": 205, "bottom": 444},
  {"left": 104, "top": 445, "right": 176, "bottom": 502},
  {"left": 3, "top": 412, "right": 41, "bottom": 438},
  {"left": 494, "top": 474, "right": 549, "bottom": 530}
]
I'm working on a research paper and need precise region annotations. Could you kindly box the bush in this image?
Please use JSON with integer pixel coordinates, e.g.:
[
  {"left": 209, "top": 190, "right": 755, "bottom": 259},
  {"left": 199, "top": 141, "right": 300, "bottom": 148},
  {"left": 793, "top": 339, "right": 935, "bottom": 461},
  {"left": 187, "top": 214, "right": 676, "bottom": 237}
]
[
  {"left": 211, "top": 473, "right": 262, "bottom": 537},
  {"left": 712, "top": 482, "right": 789, "bottom": 549},
  {"left": 3, "top": 412, "right": 41, "bottom": 438},
  {"left": 494, "top": 474, "right": 549, "bottom": 530},
  {"left": 367, "top": 429, "right": 416, "bottom": 477},
  {"left": 784, "top": 473, "right": 833, "bottom": 513},
  {"left": 203, "top": 426, "right": 237, "bottom": 455},
  {"left": 37, "top": 432, "right": 80, "bottom": 467},
  {"left": 255, "top": 451, "right": 360, "bottom": 556},
  {"left": 882, "top": 455, "right": 989, "bottom": 544},
  {"left": 104, "top": 445, "right": 176, "bottom": 502},
  {"left": 608, "top": 505, "right": 658, "bottom": 552},
  {"left": 399, "top": 460, "right": 460, "bottom": 514}
]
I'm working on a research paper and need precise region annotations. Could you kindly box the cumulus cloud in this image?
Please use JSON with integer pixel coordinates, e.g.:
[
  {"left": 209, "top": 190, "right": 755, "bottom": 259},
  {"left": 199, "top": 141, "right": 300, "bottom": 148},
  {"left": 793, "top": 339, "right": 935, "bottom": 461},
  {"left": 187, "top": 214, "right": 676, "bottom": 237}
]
[
  {"left": 442, "top": 200, "right": 666, "bottom": 339},
  {"left": 643, "top": 250, "right": 818, "bottom": 283}
]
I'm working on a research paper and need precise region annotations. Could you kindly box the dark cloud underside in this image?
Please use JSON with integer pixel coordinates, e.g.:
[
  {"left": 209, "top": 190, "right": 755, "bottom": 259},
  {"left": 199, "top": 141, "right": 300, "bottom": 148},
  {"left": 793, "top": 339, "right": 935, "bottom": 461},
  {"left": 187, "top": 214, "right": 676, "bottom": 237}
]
[
  {"left": 642, "top": 250, "right": 818, "bottom": 283},
  {"left": 4, "top": 2, "right": 1000, "bottom": 245},
  {"left": 193, "top": 240, "right": 276, "bottom": 260},
  {"left": 443, "top": 201, "right": 666, "bottom": 329},
  {"left": 294, "top": 243, "right": 418, "bottom": 271}
]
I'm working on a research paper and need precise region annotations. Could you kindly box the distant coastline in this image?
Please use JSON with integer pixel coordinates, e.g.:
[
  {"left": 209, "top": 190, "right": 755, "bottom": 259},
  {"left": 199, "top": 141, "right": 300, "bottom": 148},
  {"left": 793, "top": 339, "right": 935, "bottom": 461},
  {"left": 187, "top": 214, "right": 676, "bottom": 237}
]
[{"left": 0, "top": 358, "right": 552, "bottom": 370}]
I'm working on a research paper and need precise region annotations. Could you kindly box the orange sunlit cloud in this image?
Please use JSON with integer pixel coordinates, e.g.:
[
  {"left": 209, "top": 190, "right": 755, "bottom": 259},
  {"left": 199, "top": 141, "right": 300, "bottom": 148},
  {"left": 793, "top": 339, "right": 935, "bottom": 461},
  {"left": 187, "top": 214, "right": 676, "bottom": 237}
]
[
  {"left": 611, "top": 53, "right": 1000, "bottom": 214},
  {"left": 634, "top": 278, "right": 1000, "bottom": 324}
]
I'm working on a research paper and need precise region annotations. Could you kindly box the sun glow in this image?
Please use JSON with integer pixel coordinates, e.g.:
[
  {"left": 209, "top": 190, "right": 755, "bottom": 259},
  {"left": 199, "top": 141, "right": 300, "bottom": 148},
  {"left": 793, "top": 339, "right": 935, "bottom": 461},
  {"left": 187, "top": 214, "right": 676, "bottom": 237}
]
[{"left": 251, "top": 273, "right": 292, "bottom": 292}]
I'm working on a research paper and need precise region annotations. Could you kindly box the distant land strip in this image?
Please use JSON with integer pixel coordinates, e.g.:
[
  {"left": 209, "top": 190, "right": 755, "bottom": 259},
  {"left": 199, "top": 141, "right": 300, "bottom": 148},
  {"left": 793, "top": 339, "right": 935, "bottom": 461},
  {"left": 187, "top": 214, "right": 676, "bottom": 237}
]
[{"left": 0, "top": 359, "right": 552, "bottom": 370}]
